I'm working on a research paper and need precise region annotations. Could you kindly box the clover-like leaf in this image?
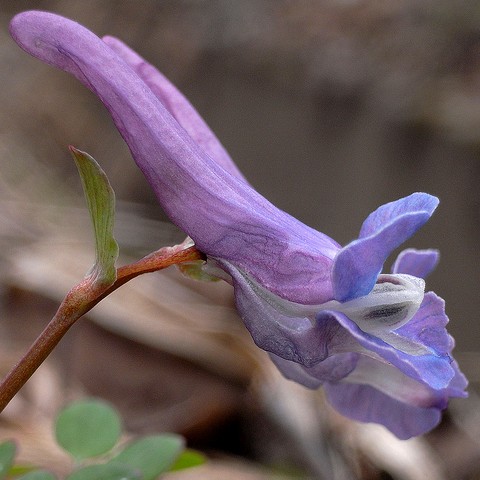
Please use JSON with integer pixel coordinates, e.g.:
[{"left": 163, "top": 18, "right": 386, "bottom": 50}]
[
  {"left": 0, "top": 441, "right": 15, "bottom": 479},
  {"left": 55, "top": 399, "right": 122, "bottom": 460},
  {"left": 70, "top": 147, "right": 119, "bottom": 286},
  {"left": 66, "top": 464, "right": 141, "bottom": 480},
  {"left": 110, "top": 435, "right": 184, "bottom": 480}
]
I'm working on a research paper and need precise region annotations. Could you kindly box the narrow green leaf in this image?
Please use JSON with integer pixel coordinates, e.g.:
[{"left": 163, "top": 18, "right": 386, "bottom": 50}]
[
  {"left": 168, "top": 449, "right": 206, "bottom": 471},
  {"left": 8, "top": 465, "right": 34, "bottom": 476},
  {"left": 55, "top": 399, "right": 122, "bottom": 460},
  {"left": 17, "top": 470, "right": 57, "bottom": 480},
  {"left": 110, "top": 435, "right": 184, "bottom": 480},
  {"left": 0, "top": 441, "right": 16, "bottom": 479},
  {"left": 70, "top": 147, "right": 119, "bottom": 286},
  {"left": 66, "top": 464, "right": 141, "bottom": 480}
]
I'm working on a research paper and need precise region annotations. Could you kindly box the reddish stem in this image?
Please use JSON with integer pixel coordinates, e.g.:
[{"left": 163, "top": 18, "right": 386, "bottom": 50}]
[{"left": 0, "top": 245, "right": 204, "bottom": 412}]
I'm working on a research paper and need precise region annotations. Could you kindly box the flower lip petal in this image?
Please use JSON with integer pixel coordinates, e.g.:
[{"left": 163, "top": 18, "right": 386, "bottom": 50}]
[
  {"left": 324, "top": 357, "right": 467, "bottom": 439},
  {"left": 332, "top": 294, "right": 456, "bottom": 390},
  {"left": 341, "top": 356, "right": 446, "bottom": 408},
  {"left": 338, "top": 273, "right": 425, "bottom": 334},
  {"left": 359, "top": 193, "right": 439, "bottom": 238},
  {"left": 233, "top": 266, "right": 426, "bottom": 338},
  {"left": 324, "top": 382, "right": 443, "bottom": 440},
  {"left": 333, "top": 193, "right": 439, "bottom": 302}
]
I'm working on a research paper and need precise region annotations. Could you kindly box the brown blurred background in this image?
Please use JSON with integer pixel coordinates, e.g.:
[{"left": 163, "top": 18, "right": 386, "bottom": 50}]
[{"left": 1, "top": 1, "right": 480, "bottom": 479}]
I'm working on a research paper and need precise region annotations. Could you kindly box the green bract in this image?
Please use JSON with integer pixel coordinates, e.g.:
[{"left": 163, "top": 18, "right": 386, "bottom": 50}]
[{"left": 70, "top": 147, "right": 119, "bottom": 287}]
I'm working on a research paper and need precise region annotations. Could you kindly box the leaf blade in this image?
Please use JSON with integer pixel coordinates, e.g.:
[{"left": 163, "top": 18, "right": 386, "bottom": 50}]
[
  {"left": 17, "top": 470, "right": 57, "bottom": 480},
  {"left": 0, "top": 441, "right": 15, "bottom": 480},
  {"left": 55, "top": 399, "right": 122, "bottom": 460},
  {"left": 168, "top": 449, "right": 206, "bottom": 472},
  {"left": 110, "top": 435, "right": 184, "bottom": 480},
  {"left": 70, "top": 147, "right": 119, "bottom": 286},
  {"left": 66, "top": 464, "right": 141, "bottom": 480}
]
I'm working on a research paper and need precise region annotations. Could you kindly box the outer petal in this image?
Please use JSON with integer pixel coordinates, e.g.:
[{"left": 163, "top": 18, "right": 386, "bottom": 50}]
[
  {"left": 102, "top": 35, "right": 246, "bottom": 181},
  {"left": 359, "top": 193, "right": 439, "bottom": 238},
  {"left": 392, "top": 248, "right": 439, "bottom": 278},
  {"left": 10, "top": 11, "right": 340, "bottom": 304},
  {"left": 333, "top": 193, "right": 439, "bottom": 302},
  {"left": 222, "top": 261, "right": 351, "bottom": 366}
]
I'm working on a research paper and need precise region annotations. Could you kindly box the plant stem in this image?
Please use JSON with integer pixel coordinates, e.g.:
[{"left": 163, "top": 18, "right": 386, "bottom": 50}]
[{"left": 0, "top": 245, "right": 204, "bottom": 413}]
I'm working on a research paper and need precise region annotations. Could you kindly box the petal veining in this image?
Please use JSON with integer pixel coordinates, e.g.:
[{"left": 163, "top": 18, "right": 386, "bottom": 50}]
[
  {"left": 10, "top": 10, "right": 340, "bottom": 304},
  {"left": 102, "top": 35, "right": 246, "bottom": 181}
]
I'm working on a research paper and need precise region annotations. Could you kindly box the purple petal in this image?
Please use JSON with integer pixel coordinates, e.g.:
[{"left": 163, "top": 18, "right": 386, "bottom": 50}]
[
  {"left": 10, "top": 11, "right": 340, "bottom": 304},
  {"left": 394, "top": 292, "right": 454, "bottom": 356},
  {"left": 324, "top": 382, "right": 442, "bottom": 439},
  {"left": 324, "top": 357, "right": 467, "bottom": 439},
  {"left": 223, "top": 261, "right": 349, "bottom": 366},
  {"left": 269, "top": 352, "right": 359, "bottom": 389},
  {"left": 391, "top": 248, "right": 439, "bottom": 278},
  {"left": 268, "top": 353, "right": 324, "bottom": 389},
  {"left": 331, "top": 292, "right": 456, "bottom": 389},
  {"left": 444, "top": 360, "right": 469, "bottom": 394},
  {"left": 102, "top": 35, "right": 246, "bottom": 181},
  {"left": 333, "top": 193, "right": 439, "bottom": 302},
  {"left": 359, "top": 193, "right": 439, "bottom": 238},
  {"left": 336, "top": 356, "right": 449, "bottom": 408}
]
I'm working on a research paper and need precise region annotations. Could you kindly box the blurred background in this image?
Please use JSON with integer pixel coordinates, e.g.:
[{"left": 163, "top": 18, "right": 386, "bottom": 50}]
[{"left": 1, "top": 1, "right": 480, "bottom": 479}]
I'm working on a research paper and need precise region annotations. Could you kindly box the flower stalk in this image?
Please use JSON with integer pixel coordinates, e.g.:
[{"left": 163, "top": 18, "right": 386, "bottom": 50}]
[{"left": 0, "top": 244, "right": 204, "bottom": 413}]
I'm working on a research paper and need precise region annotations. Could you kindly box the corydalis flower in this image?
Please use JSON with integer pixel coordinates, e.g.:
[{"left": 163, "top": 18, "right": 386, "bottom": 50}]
[{"left": 10, "top": 11, "right": 467, "bottom": 439}]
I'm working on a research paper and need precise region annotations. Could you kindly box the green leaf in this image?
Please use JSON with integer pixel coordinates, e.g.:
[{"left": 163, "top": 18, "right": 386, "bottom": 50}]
[
  {"left": 110, "top": 435, "right": 184, "bottom": 480},
  {"left": 17, "top": 470, "right": 57, "bottom": 480},
  {"left": 177, "top": 261, "right": 220, "bottom": 281},
  {"left": 55, "top": 399, "right": 122, "bottom": 460},
  {"left": 70, "top": 147, "right": 119, "bottom": 286},
  {"left": 8, "top": 465, "right": 34, "bottom": 476},
  {"left": 0, "top": 441, "right": 16, "bottom": 479},
  {"left": 168, "top": 449, "right": 206, "bottom": 471},
  {"left": 66, "top": 464, "right": 141, "bottom": 480}
]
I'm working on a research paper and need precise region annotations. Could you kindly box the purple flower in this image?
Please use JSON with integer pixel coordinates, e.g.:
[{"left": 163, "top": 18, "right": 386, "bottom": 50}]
[{"left": 10, "top": 11, "right": 467, "bottom": 439}]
